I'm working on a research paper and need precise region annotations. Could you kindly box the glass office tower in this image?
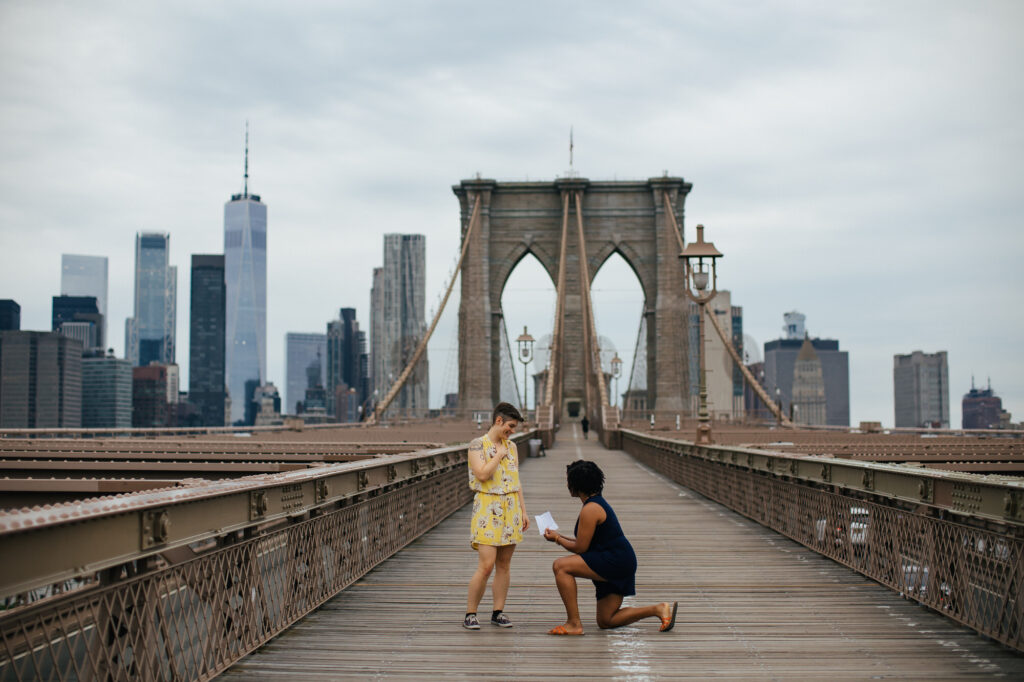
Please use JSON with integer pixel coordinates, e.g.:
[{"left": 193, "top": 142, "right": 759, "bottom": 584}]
[
  {"left": 61, "top": 255, "right": 108, "bottom": 346},
  {"left": 190, "top": 255, "right": 227, "bottom": 426},
  {"left": 224, "top": 190, "right": 267, "bottom": 424},
  {"left": 285, "top": 332, "right": 326, "bottom": 415},
  {"left": 125, "top": 233, "right": 176, "bottom": 367}
]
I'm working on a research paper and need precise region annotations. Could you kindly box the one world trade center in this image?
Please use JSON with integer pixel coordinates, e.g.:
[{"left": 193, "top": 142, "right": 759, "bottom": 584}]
[{"left": 224, "top": 129, "right": 267, "bottom": 424}]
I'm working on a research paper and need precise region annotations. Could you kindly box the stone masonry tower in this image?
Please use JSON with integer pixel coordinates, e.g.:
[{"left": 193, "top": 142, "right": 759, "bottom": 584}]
[{"left": 455, "top": 175, "right": 692, "bottom": 421}]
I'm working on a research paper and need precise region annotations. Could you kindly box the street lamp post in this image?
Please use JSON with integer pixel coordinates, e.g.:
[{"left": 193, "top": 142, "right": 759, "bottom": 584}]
[
  {"left": 610, "top": 352, "right": 622, "bottom": 410},
  {"left": 515, "top": 326, "right": 536, "bottom": 418},
  {"left": 679, "top": 223, "right": 723, "bottom": 445}
]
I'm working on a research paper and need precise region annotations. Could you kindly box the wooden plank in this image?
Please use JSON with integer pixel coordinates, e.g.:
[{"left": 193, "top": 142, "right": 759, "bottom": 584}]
[{"left": 221, "top": 425, "right": 1024, "bottom": 679}]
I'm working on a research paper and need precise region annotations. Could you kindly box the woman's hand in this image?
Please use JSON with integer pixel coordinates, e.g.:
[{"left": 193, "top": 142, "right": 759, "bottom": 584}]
[{"left": 543, "top": 528, "right": 559, "bottom": 543}]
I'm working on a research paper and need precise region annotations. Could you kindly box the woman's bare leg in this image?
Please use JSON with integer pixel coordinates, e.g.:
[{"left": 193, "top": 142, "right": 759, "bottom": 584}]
[
  {"left": 467, "top": 545, "right": 497, "bottom": 612},
  {"left": 596, "top": 594, "right": 673, "bottom": 629},
  {"left": 551, "top": 555, "right": 605, "bottom": 634},
  {"left": 492, "top": 544, "right": 516, "bottom": 611}
]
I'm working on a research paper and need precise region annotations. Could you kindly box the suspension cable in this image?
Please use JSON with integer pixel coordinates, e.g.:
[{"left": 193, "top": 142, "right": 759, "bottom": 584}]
[
  {"left": 573, "top": 190, "right": 610, "bottom": 409},
  {"left": 541, "top": 191, "right": 572, "bottom": 409}
]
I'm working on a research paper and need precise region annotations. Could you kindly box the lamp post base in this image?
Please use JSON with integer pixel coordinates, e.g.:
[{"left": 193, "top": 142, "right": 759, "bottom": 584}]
[{"left": 695, "top": 422, "right": 713, "bottom": 445}]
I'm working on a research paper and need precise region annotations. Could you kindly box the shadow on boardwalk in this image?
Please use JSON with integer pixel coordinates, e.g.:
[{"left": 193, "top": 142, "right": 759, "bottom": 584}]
[{"left": 223, "top": 425, "right": 1024, "bottom": 680}]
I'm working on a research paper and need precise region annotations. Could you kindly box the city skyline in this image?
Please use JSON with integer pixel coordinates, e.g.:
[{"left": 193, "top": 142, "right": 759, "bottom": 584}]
[{"left": 1, "top": 2, "right": 1021, "bottom": 427}]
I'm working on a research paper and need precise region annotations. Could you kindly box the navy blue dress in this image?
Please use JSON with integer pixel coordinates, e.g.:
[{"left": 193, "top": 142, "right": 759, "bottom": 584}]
[{"left": 575, "top": 495, "right": 638, "bottom": 600}]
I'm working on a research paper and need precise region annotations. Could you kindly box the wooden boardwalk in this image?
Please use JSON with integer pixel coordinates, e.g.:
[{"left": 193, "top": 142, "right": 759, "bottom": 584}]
[{"left": 222, "top": 427, "right": 1024, "bottom": 680}]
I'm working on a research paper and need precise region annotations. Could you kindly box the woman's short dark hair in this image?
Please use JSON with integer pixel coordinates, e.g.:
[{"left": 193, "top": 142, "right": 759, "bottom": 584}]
[
  {"left": 492, "top": 402, "right": 523, "bottom": 425},
  {"left": 566, "top": 460, "right": 604, "bottom": 496}
]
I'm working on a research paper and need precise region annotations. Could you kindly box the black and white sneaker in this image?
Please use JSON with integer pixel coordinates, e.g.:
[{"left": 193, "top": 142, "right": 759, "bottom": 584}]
[
  {"left": 463, "top": 613, "right": 481, "bottom": 630},
  {"left": 491, "top": 612, "right": 513, "bottom": 628}
]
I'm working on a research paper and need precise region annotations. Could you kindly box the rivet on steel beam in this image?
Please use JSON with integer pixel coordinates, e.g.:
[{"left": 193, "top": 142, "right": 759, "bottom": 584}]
[
  {"left": 141, "top": 508, "right": 171, "bottom": 549},
  {"left": 316, "top": 479, "right": 329, "bottom": 502},
  {"left": 918, "top": 479, "right": 933, "bottom": 502},
  {"left": 387, "top": 464, "right": 397, "bottom": 482},
  {"left": 250, "top": 490, "right": 268, "bottom": 519},
  {"left": 154, "top": 511, "right": 170, "bottom": 544},
  {"left": 790, "top": 461, "right": 799, "bottom": 476},
  {"left": 862, "top": 470, "right": 874, "bottom": 490}
]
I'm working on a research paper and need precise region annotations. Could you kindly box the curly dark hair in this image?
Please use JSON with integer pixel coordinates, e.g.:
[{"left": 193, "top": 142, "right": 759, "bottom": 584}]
[
  {"left": 491, "top": 402, "right": 523, "bottom": 425},
  {"left": 566, "top": 460, "right": 605, "bottom": 496}
]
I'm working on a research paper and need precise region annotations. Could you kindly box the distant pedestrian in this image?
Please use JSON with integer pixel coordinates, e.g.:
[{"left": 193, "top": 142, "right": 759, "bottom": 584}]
[
  {"left": 580, "top": 415, "right": 590, "bottom": 439},
  {"left": 544, "top": 460, "right": 677, "bottom": 635},
  {"left": 463, "top": 402, "right": 530, "bottom": 630}
]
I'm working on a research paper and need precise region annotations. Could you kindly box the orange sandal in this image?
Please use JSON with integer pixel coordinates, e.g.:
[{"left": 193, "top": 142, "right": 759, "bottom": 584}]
[
  {"left": 659, "top": 602, "right": 678, "bottom": 632},
  {"left": 548, "top": 625, "right": 584, "bottom": 636}
]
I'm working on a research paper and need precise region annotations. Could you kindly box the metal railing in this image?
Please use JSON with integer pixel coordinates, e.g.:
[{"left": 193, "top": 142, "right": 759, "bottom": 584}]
[
  {"left": 621, "top": 429, "right": 1024, "bottom": 651},
  {"left": 0, "top": 432, "right": 534, "bottom": 681}
]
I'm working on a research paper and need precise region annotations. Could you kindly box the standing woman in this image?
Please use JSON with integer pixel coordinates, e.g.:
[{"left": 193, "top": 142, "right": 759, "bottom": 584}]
[
  {"left": 463, "top": 402, "right": 530, "bottom": 629},
  {"left": 544, "top": 460, "right": 677, "bottom": 635}
]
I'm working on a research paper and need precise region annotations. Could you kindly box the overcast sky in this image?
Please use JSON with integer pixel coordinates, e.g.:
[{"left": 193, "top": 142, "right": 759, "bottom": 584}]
[{"left": 1, "top": 1, "right": 1021, "bottom": 428}]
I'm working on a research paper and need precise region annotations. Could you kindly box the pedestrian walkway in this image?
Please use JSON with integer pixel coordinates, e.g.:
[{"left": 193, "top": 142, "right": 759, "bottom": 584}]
[{"left": 222, "top": 425, "right": 1024, "bottom": 679}]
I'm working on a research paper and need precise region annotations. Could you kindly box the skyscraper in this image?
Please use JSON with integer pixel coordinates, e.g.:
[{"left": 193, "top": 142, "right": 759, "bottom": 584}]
[
  {"left": 189, "top": 255, "right": 227, "bottom": 426},
  {"left": 688, "top": 291, "right": 744, "bottom": 419},
  {"left": 224, "top": 132, "right": 267, "bottom": 424},
  {"left": 285, "top": 332, "right": 326, "bottom": 415},
  {"left": 370, "top": 267, "right": 384, "bottom": 396},
  {"left": 133, "top": 365, "right": 169, "bottom": 427},
  {"left": 327, "top": 308, "right": 366, "bottom": 420},
  {"left": 0, "top": 331, "right": 82, "bottom": 428},
  {"left": 52, "top": 295, "right": 103, "bottom": 351},
  {"left": 962, "top": 379, "right": 1002, "bottom": 430},
  {"left": 0, "top": 300, "right": 20, "bottom": 331},
  {"left": 370, "top": 234, "right": 428, "bottom": 417},
  {"left": 82, "top": 354, "right": 132, "bottom": 428},
  {"left": 125, "top": 233, "right": 176, "bottom": 367},
  {"left": 763, "top": 313, "right": 850, "bottom": 426},
  {"left": 61, "top": 255, "right": 108, "bottom": 345},
  {"left": 792, "top": 337, "right": 827, "bottom": 425},
  {"left": 894, "top": 350, "right": 949, "bottom": 428}
]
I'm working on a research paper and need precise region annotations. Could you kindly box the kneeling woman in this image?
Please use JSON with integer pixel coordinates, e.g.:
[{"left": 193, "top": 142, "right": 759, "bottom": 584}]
[{"left": 544, "top": 460, "right": 677, "bottom": 635}]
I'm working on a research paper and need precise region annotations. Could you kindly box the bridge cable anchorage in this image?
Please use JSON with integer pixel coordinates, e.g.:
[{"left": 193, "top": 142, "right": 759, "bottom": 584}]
[
  {"left": 573, "top": 190, "right": 611, "bottom": 417},
  {"left": 366, "top": 195, "right": 482, "bottom": 425},
  {"left": 661, "top": 191, "right": 793, "bottom": 427}
]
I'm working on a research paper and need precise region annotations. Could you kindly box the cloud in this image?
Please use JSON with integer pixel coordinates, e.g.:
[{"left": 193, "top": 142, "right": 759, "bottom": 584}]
[{"left": 1, "top": 1, "right": 1022, "bottom": 426}]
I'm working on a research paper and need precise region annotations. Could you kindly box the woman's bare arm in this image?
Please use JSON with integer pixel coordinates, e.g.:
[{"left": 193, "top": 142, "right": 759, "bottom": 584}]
[
  {"left": 545, "top": 502, "right": 605, "bottom": 553},
  {"left": 468, "top": 440, "right": 505, "bottom": 481}
]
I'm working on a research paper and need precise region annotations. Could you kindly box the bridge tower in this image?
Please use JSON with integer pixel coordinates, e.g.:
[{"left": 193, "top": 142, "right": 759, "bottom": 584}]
[{"left": 454, "top": 175, "right": 693, "bottom": 425}]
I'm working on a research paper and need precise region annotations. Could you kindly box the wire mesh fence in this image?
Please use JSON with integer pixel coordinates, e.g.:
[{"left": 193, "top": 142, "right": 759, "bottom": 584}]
[
  {"left": 622, "top": 431, "right": 1024, "bottom": 651},
  {"left": 0, "top": 449, "right": 486, "bottom": 681}
]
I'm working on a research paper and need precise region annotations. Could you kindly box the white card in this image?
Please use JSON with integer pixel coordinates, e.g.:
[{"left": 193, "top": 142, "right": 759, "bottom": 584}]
[{"left": 535, "top": 511, "right": 558, "bottom": 536}]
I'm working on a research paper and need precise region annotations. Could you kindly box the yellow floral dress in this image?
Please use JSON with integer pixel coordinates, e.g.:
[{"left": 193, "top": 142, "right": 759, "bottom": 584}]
[{"left": 468, "top": 434, "right": 522, "bottom": 549}]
